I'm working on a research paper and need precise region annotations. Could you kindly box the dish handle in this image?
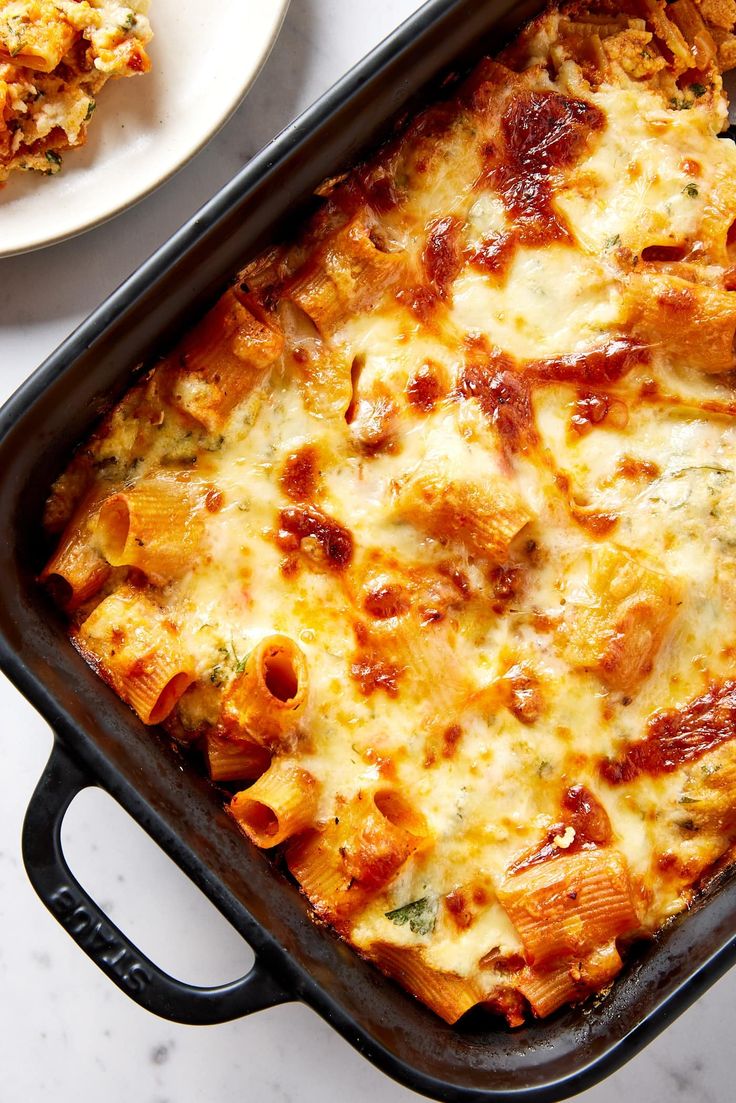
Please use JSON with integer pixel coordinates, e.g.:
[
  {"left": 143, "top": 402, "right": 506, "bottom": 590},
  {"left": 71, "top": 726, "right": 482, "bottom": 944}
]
[{"left": 22, "top": 737, "right": 294, "bottom": 1024}]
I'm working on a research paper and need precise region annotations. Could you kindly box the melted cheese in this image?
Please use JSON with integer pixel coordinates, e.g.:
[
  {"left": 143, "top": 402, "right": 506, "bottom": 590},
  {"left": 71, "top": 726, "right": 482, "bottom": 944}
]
[{"left": 44, "top": 0, "right": 736, "bottom": 1025}]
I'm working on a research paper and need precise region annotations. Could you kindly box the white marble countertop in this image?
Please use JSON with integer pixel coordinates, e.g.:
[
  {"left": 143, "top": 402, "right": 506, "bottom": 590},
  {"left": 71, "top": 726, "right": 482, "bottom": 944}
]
[{"left": 0, "top": 1, "right": 732, "bottom": 1099}]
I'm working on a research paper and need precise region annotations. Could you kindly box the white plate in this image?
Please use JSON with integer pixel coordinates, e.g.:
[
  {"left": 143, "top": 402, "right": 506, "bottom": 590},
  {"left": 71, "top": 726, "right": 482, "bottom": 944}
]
[{"left": 0, "top": 0, "right": 290, "bottom": 257}]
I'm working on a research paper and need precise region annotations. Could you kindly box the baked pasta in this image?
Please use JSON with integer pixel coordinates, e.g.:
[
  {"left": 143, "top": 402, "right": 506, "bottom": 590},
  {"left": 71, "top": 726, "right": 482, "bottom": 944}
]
[
  {"left": 42, "top": 0, "right": 736, "bottom": 1025},
  {"left": 0, "top": 0, "right": 152, "bottom": 182}
]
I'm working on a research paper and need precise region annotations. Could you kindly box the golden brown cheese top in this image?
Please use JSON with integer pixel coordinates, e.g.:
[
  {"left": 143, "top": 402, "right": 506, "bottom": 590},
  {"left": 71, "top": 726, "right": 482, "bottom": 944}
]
[{"left": 42, "top": 0, "right": 736, "bottom": 1025}]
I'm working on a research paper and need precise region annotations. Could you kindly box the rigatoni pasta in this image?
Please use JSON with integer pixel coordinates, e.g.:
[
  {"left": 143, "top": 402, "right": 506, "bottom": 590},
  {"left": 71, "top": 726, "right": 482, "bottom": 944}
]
[
  {"left": 164, "top": 289, "right": 284, "bottom": 431},
  {"left": 204, "top": 729, "right": 271, "bottom": 783},
  {"left": 39, "top": 489, "right": 110, "bottom": 609},
  {"left": 96, "top": 475, "right": 203, "bottom": 586},
  {"left": 76, "top": 588, "right": 195, "bottom": 724},
  {"left": 224, "top": 635, "right": 308, "bottom": 750},
  {"left": 41, "top": 0, "right": 736, "bottom": 1027},
  {"left": 230, "top": 761, "right": 318, "bottom": 848}
]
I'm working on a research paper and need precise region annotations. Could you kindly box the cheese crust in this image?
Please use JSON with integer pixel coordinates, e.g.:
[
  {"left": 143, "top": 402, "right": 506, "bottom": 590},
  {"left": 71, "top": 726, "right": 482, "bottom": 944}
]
[
  {"left": 0, "top": 0, "right": 152, "bottom": 182},
  {"left": 42, "top": 0, "right": 736, "bottom": 1025}
]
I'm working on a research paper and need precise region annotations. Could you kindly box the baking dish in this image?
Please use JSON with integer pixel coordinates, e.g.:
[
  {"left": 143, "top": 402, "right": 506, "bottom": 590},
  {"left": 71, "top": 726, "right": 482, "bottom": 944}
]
[{"left": 3, "top": 0, "right": 736, "bottom": 1098}]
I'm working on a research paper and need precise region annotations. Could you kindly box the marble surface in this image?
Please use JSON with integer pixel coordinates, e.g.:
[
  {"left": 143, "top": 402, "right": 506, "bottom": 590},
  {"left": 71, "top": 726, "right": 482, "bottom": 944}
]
[{"left": 0, "top": 1, "right": 732, "bottom": 1099}]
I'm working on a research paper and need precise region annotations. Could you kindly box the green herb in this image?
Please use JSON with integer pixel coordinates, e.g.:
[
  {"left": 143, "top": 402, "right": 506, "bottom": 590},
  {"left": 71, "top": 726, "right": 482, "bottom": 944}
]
[
  {"left": 690, "top": 82, "right": 707, "bottom": 97},
  {"left": 683, "top": 182, "right": 699, "bottom": 198},
  {"left": 536, "top": 759, "right": 554, "bottom": 778},
  {"left": 385, "top": 896, "right": 438, "bottom": 937},
  {"left": 120, "top": 12, "right": 135, "bottom": 30},
  {"left": 604, "top": 234, "right": 621, "bottom": 250},
  {"left": 85, "top": 99, "right": 96, "bottom": 121},
  {"left": 210, "top": 665, "right": 225, "bottom": 687},
  {"left": 229, "top": 637, "right": 250, "bottom": 674},
  {"left": 45, "top": 150, "right": 62, "bottom": 168},
  {"left": 669, "top": 96, "right": 693, "bottom": 110},
  {"left": 679, "top": 795, "right": 700, "bottom": 804}
]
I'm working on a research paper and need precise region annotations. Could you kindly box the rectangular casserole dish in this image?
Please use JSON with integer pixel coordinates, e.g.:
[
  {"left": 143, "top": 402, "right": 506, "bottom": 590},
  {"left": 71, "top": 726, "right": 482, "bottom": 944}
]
[{"left": 3, "top": 1, "right": 736, "bottom": 1098}]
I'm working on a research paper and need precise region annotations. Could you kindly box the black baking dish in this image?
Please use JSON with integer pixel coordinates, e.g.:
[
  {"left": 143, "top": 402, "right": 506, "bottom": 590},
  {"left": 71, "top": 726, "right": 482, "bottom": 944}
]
[{"left": 3, "top": 1, "right": 736, "bottom": 1099}]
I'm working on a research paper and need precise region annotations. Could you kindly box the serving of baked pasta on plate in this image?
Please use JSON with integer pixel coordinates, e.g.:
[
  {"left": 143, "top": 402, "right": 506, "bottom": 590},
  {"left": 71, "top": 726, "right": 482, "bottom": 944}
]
[
  {"left": 0, "top": 0, "right": 290, "bottom": 256},
  {"left": 40, "top": 0, "right": 736, "bottom": 1028},
  {"left": 0, "top": 0, "right": 152, "bottom": 182}
]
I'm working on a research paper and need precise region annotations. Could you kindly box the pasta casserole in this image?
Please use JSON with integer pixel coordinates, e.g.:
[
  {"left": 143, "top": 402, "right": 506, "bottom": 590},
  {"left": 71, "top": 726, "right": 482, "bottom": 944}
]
[
  {"left": 0, "top": 0, "right": 152, "bottom": 182},
  {"left": 41, "top": 0, "right": 736, "bottom": 1025}
]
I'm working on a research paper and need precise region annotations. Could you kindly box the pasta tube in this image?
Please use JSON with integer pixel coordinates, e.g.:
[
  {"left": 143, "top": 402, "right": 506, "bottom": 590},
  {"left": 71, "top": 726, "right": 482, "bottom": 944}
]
[
  {"left": 97, "top": 475, "right": 203, "bottom": 586},
  {"left": 225, "top": 635, "right": 308, "bottom": 749},
  {"left": 230, "top": 760, "right": 318, "bottom": 848},
  {"left": 39, "top": 489, "right": 110, "bottom": 609},
  {"left": 76, "top": 588, "right": 195, "bottom": 725}
]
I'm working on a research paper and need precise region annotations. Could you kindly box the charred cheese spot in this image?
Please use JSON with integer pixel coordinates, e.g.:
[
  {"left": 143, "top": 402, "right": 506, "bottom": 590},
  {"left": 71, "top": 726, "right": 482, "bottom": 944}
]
[
  {"left": 487, "top": 90, "right": 606, "bottom": 246},
  {"left": 280, "top": 446, "right": 319, "bottom": 502}
]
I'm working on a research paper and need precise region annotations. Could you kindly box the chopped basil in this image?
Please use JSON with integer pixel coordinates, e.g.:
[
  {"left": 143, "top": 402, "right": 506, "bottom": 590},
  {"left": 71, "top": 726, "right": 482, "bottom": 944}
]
[
  {"left": 604, "top": 234, "right": 621, "bottom": 250},
  {"left": 690, "top": 82, "right": 707, "bottom": 98},
  {"left": 120, "top": 12, "right": 135, "bottom": 30},
  {"left": 683, "top": 182, "right": 699, "bottom": 198},
  {"left": 669, "top": 96, "right": 693, "bottom": 110},
  {"left": 385, "top": 896, "right": 438, "bottom": 936},
  {"left": 210, "top": 665, "right": 225, "bottom": 687},
  {"left": 229, "top": 638, "right": 249, "bottom": 674},
  {"left": 85, "top": 100, "right": 96, "bottom": 121},
  {"left": 45, "top": 150, "right": 62, "bottom": 168}
]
